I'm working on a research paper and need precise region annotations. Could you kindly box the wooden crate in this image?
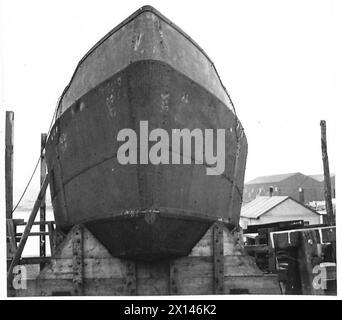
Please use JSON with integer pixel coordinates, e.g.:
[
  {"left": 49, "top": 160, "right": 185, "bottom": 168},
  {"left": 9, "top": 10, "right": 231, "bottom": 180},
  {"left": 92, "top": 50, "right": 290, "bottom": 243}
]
[{"left": 13, "top": 222, "right": 280, "bottom": 296}]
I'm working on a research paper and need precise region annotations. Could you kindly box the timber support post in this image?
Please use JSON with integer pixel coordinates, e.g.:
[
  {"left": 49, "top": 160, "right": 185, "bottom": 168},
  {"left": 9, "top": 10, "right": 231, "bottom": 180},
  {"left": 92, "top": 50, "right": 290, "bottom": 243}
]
[
  {"left": 213, "top": 222, "right": 224, "bottom": 294},
  {"left": 320, "top": 120, "right": 334, "bottom": 225},
  {"left": 6, "top": 219, "right": 17, "bottom": 259},
  {"left": 40, "top": 133, "right": 48, "bottom": 270},
  {"left": 125, "top": 260, "right": 137, "bottom": 295},
  {"left": 47, "top": 221, "right": 55, "bottom": 256},
  {"left": 169, "top": 260, "right": 178, "bottom": 295},
  {"left": 5, "top": 111, "right": 14, "bottom": 219},
  {"left": 72, "top": 224, "right": 84, "bottom": 295}
]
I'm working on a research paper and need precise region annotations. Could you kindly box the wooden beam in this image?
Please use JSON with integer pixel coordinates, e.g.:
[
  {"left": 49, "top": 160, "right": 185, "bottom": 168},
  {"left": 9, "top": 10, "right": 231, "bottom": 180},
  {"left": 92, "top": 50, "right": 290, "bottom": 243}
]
[
  {"left": 124, "top": 260, "right": 137, "bottom": 295},
  {"left": 271, "top": 226, "right": 336, "bottom": 249},
  {"left": 14, "top": 220, "right": 55, "bottom": 226},
  {"left": 40, "top": 133, "right": 47, "bottom": 269},
  {"left": 10, "top": 257, "right": 52, "bottom": 265},
  {"left": 298, "top": 230, "right": 324, "bottom": 295},
  {"left": 7, "top": 173, "right": 50, "bottom": 286},
  {"left": 169, "top": 260, "right": 178, "bottom": 295},
  {"left": 244, "top": 244, "right": 270, "bottom": 253},
  {"left": 6, "top": 219, "right": 17, "bottom": 258},
  {"left": 16, "top": 232, "right": 50, "bottom": 238},
  {"left": 267, "top": 229, "right": 276, "bottom": 272},
  {"left": 320, "top": 120, "right": 334, "bottom": 225},
  {"left": 213, "top": 222, "right": 224, "bottom": 294},
  {"left": 5, "top": 111, "right": 14, "bottom": 219},
  {"left": 72, "top": 225, "right": 84, "bottom": 296},
  {"left": 47, "top": 222, "right": 55, "bottom": 256}
]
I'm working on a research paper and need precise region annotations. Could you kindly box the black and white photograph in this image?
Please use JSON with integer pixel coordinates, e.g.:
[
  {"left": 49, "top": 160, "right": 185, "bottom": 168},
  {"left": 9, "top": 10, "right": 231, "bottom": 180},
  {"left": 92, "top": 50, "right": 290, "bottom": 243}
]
[{"left": 1, "top": 0, "right": 340, "bottom": 301}]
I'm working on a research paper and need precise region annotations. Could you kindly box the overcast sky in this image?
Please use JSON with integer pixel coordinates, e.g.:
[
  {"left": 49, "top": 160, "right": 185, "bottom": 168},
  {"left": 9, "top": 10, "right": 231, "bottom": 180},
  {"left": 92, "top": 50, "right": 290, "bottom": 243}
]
[{"left": 1, "top": 0, "right": 341, "bottom": 203}]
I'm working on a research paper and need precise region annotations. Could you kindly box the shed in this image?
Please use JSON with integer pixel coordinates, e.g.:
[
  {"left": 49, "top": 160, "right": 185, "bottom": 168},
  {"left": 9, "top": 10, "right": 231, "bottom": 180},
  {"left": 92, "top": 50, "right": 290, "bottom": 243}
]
[{"left": 240, "top": 196, "right": 322, "bottom": 229}]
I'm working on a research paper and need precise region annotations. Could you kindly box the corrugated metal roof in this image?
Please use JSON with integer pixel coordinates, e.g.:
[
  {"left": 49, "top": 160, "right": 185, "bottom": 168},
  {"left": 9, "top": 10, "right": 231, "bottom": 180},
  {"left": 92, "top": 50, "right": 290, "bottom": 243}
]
[
  {"left": 241, "top": 196, "right": 289, "bottom": 219},
  {"left": 245, "top": 173, "right": 298, "bottom": 185}
]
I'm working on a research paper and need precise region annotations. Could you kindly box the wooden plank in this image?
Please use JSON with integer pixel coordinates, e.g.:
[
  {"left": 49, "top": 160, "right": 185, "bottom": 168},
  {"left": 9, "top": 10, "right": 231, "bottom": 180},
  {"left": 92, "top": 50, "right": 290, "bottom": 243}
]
[
  {"left": 136, "top": 262, "right": 169, "bottom": 295},
  {"left": 39, "top": 257, "right": 125, "bottom": 280},
  {"left": 124, "top": 260, "right": 137, "bottom": 295},
  {"left": 169, "top": 260, "right": 178, "bottom": 295},
  {"left": 5, "top": 111, "right": 14, "bottom": 219},
  {"left": 7, "top": 257, "right": 52, "bottom": 265},
  {"left": 14, "top": 220, "right": 55, "bottom": 226},
  {"left": 16, "top": 232, "right": 50, "bottom": 237},
  {"left": 245, "top": 220, "right": 304, "bottom": 233},
  {"left": 224, "top": 274, "right": 281, "bottom": 295},
  {"left": 85, "top": 278, "right": 126, "bottom": 296},
  {"left": 170, "top": 276, "right": 213, "bottom": 295},
  {"left": 72, "top": 225, "right": 84, "bottom": 295},
  {"left": 213, "top": 222, "right": 224, "bottom": 294},
  {"left": 244, "top": 244, "right": 269, "bottom": 253},
  {"left": 12, "top": 219, "right": 25, "bottom": 226},
  {"left": 7, "top": 173, "right": 50, "bottom": 286},
  {"left": 38, "top": 279, "right": 74, "bottom": 296},
  {"left": 40, "top": 133, "right": 48, "bottom": 269}
]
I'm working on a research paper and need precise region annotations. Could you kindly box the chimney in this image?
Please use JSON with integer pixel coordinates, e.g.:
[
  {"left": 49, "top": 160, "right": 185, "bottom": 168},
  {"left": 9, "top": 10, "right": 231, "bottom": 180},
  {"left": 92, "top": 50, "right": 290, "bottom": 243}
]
[
  {"left": 298, "top": 187, "right": 305, "bottom": 204},
  {"left": 269, "top": 186, "right": 274, "bottom": 197}
]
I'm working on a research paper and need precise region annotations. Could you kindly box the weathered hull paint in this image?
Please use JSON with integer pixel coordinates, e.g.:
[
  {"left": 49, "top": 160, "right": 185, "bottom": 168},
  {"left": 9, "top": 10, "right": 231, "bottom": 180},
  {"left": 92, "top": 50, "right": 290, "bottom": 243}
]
[{"left": 46, "top": 6, "right": 247, "bottom": 260}]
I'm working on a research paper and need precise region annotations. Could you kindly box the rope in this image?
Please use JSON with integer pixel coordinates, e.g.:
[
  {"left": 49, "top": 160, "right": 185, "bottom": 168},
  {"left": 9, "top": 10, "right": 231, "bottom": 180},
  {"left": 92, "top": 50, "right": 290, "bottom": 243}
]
[
  {"left": 11, "top": 156, "right": 40, "bottom": 214},
  {"left": 11, "top": 100, "right": 59, "bottom": 214}
]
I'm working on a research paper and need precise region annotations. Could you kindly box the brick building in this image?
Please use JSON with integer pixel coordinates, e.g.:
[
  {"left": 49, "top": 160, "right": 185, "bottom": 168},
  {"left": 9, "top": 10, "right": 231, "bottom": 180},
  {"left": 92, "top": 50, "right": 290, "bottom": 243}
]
[{"left": 243, "top": 172, "right": 330, "bottom": 204}]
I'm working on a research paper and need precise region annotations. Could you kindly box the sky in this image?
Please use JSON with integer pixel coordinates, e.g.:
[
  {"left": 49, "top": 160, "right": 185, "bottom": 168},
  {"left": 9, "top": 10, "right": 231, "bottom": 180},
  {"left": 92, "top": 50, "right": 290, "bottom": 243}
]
[{"left": 0, "top": 0, "right": 341, "bottom": 203}]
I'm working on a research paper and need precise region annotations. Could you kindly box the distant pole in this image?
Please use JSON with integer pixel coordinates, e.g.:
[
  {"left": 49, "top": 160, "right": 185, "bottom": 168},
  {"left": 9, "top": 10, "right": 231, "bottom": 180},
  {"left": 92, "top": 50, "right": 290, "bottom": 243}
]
[
  {"left": 5, "top": 111, "right": 14, "bottom": 219},
  {"left": 39, "top": 133, "right": 47, "bottom": 269},
  {"left": 320, "top": 120, "right": 334, "bottom": 225}
]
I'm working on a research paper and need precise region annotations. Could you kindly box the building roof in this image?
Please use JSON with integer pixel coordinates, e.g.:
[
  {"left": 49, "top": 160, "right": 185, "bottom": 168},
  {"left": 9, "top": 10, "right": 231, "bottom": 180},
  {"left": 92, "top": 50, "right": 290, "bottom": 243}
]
[
  {"left": 245, "top": 173, "right": 299, "bottom": 185},
  {"left": 241, "top": 196, "right": 289, "bottom": 219},
  {"left": 240, "top": 195, "right": 320, "bottom": 219},
  {"left": 309, "top": 174, "right": 335, "bottom": 182}
]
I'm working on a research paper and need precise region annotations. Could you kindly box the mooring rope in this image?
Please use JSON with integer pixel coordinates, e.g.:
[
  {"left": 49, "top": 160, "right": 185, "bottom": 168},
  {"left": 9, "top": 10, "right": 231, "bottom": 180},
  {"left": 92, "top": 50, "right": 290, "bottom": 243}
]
[
  {"left": 11, "top": 156, "right": 41, "bottom": 214},
  {"left": 11, "top": 99, "right": 59, "bottom": 215}
]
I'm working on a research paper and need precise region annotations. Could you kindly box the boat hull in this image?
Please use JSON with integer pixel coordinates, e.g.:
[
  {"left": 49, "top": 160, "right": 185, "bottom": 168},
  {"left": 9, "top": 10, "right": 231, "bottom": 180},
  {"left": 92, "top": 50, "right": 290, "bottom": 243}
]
[{"left": 45, "top": 7, "right": 247, "bottom": 260}]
